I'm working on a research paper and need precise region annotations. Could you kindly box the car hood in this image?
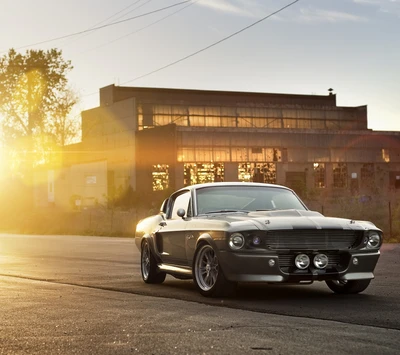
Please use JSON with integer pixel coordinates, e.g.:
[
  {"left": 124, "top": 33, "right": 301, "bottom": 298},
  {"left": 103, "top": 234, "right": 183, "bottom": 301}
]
[{"left": 202, "top": 209, "right": 376, "bottom": 231}]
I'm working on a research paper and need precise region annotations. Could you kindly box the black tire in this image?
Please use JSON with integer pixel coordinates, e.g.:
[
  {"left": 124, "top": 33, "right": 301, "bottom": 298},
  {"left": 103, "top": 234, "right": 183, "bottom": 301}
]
[
  {"left": 141, "top": 239, "right": 166, "bottom": 284},
  {"left": 193, "top": 243, "right": 237, "bottom": 298},
  {"left": 326, "top": 279, "right": 371, "bottom": 294}
]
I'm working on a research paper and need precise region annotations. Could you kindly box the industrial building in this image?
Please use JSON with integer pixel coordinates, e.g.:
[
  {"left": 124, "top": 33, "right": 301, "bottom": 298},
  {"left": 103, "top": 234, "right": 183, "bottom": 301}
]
[{"left": 47, "top": 84, "right": 400, "bottom": 209}]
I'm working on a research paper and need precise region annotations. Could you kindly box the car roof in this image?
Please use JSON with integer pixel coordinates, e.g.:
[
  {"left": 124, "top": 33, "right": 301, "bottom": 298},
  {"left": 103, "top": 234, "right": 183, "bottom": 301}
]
[{"left": 176, "top": 182, "right": 294, "bottom": 193}]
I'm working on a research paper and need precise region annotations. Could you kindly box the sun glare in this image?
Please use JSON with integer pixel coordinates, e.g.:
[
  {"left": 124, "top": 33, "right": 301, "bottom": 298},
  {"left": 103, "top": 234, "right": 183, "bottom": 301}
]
[{"left": 0, "top": 144, "right": 7, "bottom": 181}]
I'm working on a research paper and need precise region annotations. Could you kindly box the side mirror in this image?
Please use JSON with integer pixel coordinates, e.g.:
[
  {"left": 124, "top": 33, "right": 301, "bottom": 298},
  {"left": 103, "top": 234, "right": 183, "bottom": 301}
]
[{"left": 177, "top": 208, "right": 186, "bottom": 218}]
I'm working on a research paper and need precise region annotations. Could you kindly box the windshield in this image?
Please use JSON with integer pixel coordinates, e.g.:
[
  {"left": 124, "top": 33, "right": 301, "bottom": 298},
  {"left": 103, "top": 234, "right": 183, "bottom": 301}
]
[{"left": 196, "top": 185, "right": 307, "bottom": 214}]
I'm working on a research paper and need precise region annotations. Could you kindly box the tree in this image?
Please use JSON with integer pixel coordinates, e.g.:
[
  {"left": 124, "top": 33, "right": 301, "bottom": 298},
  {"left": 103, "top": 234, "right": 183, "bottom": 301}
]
[{"left": 0, "top": 48, "right": 79, "bottom": 172}]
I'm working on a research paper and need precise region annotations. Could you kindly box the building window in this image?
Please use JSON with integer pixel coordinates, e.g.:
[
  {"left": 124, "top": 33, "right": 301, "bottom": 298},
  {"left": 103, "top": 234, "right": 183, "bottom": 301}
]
[
  {"left": 313, "top": 163, "right": 325, "bottom": 188},
  {"left": 238, "top": 163, "right": 251, "bottom": 182},
  {"left": 333, "top": 163, "right": 348, "bottom": 188},
  {"left": 142, "top": 104, "right": 154, "bottom": 127},
  {"left": 136, "top": 102, "right": 362, "bottom": 131},
  {"left": 326, "top": 120, "right": 340, "bottom": 129},
  {"left": 184, "top": 163, "right": 224, "bottom": 186},
  {"left": 177, "top": 147, "right": 195, "bottom": 162},
  {"left": 232, "top": 148, "right": 249, "bottom": 162},
  {"left": 213, "top": 148, "right": 230, "bottom": 162},
  {"left": 177, "top": 147, "right": 230, "bottom": 162},
  {"left": 196, "top": 148, "right": 212, "bottom": 162},
  {"left": 265, "top": 148, "right": 282, "bottom": 162},
  {"left": 85, "top": 175, "right": 97, "bottom": 184},
  {"left": 311, "top": 120, "right": 326, "bottom": 129},
  {"left": 238, "top": 163, "right": 276, "bottom": 184},
  {"left": 382, "top": 149, "right": 390, "bottom": 163},
  {"left": 152, "top": 164, "right": 169, "bottom": 191},
  {"left": 360, "top": 163, "right": 375, "bottom": 189},
  {"left": 283, "top": 119, "right": 297, "bottom": 129},
  {"left": 266, "top": 118, "right": 282, "bottom": 128},
  {"left": 250, "top": 147, "right": 263, "bottom": 162},
  {"left": 308, "top": 149, "right": 330, "bottom": 163},
  {"left": 230, "top": 148, "right": 281, "bottom": 162},
  {"left": 297, "top": 119, "right": 312, "bottom": 129}
]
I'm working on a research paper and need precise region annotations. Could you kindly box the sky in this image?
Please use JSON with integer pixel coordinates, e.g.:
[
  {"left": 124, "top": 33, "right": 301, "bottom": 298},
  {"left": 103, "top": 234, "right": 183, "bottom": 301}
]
[{"left": 1, "top": 0, "right": 399, "bottom": 131}]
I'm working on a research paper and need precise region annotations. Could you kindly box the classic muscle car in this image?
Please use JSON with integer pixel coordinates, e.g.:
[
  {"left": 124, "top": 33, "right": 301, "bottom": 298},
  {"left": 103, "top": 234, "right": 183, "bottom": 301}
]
[{"left": 135, "top": 182, "right": 382, "bottom": 297}]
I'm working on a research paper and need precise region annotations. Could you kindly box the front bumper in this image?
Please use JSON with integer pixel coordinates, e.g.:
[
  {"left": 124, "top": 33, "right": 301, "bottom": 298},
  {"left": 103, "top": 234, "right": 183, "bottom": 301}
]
[{"left": 218, "top": 249, "right": 380, "bottom": 283}]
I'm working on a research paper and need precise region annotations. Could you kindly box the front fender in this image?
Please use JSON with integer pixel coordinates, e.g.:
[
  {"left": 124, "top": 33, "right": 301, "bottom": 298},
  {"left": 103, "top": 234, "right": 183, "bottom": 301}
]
[
  {"left": 193, "top": 232, "right": 226, "bottom": 262},
  {"left": 196, "top": 233, "right": 217, "bottom": 249}
]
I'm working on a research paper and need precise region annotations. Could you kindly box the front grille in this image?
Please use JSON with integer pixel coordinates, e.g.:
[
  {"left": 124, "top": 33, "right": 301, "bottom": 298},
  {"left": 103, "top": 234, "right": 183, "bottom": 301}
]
[
  {"left": 265, "top": 229, "right": 362, "bottom": 250},
  {"left": 278, "top": 252, "right": 342, "bottom": 268}
]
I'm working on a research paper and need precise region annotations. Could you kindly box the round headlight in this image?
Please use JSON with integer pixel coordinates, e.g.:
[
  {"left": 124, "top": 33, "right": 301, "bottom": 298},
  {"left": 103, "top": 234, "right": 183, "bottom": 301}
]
[
  {"left": 229, "top": 233, "right": 245, "bottom": 250},
  {"left": 313, "top": 254, "right": 329, "bottom": 269},
  {"left": 367, "top": 233, "right": 381, "bottom": 249},
  {"left": 295, "top": 254, "right": 310, "bottom": 270}
]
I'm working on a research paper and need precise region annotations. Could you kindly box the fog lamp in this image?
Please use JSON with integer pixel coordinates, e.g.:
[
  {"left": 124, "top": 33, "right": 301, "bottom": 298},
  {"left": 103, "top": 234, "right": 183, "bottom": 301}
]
[
  {"left": 229, "top": 233, "right": 245, "bottom": 250},
  {"left": 268, "top": 259, "right": 275, "bottom": 267},
  {"left": 353, "top": 257, "right": 359, "bottom": 265},
  {"left": 295, "top": 254, "right": 310, "bottom": 270},
  {"left": 313, "top": 254, "right": 329, "bottom": 269}
]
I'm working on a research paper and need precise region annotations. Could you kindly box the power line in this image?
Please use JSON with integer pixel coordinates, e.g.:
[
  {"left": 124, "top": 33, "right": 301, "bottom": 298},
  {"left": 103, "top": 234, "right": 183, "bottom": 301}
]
[
  {"left": 91, "top": 0, "right": 146, "bottom": 27},
  {"left": 122, "top": 0, "right": 301, "bottom": 84},
  {"left": 82, "top": 0, "right": 199, "bottom": 55},
  {"left": 105, "top": 0, "right": 154, "bottom": 23},
  {"left": 60, "top": 0, "right": 147, "bottom": 48},
  {"left": 3, "top": 1, "right": 190, "bottom": 53},
  {"left": 82, "top": 0, "right": 300, "bottom": 99}
]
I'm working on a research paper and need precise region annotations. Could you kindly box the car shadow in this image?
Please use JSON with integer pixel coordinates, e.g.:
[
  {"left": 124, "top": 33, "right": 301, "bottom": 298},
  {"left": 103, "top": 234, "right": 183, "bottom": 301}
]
[
  {"left": 157, "top": 277, "right": 376, "bottom": 304},
  {"left": 150, "top": 278, "right": 392, "bottom": 328}
]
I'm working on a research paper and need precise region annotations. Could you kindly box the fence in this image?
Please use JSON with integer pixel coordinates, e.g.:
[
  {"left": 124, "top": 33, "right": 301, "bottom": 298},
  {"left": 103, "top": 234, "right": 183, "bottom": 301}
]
[
  {"left": 1, "top": 197, "right": 399, "bottom": 241},
  {"left": 305, "top": 197, "right": 399, "bottom": 242}
]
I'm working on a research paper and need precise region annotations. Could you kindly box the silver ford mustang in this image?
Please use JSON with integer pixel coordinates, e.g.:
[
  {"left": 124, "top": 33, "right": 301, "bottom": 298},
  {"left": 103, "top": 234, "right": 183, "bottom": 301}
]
[{"left": 135, "top": 182, "right": 382, "bottom": 297}]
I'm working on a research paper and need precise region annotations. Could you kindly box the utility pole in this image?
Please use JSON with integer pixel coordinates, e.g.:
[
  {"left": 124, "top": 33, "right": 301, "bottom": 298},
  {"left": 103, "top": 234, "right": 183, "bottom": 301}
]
[{"left": 389, "top": 201, "right": 393, "bottom": 239}]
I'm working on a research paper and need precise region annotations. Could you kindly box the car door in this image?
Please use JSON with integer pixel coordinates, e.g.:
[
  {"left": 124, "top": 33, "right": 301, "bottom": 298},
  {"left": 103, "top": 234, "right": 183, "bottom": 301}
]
[{"left": 157, "top": 190, "right": 191, "bottom": 266}]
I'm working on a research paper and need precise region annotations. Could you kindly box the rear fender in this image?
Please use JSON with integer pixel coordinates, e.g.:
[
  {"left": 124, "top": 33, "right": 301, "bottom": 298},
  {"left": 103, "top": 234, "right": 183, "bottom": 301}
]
[{"left": 141, "top": 235, "right": 163, "bottom": 263}]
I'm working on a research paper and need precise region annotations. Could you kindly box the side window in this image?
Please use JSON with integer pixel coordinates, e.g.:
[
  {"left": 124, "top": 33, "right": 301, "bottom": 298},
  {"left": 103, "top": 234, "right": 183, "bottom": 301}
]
[
  {"left": 160, "top": 198, "right": 169, "bottom": 214},
  {"left": 187, "top": 199, "right": 193, "bottom": 217},
  {"left": 170, "top": 191, "right": 191, "bottom": 219}
]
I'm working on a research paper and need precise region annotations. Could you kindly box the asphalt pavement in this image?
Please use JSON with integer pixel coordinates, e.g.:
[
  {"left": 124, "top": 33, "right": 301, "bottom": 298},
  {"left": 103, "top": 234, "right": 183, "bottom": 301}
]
[{"left": 0, "top": 234, "right": 399, "bottom": 354}]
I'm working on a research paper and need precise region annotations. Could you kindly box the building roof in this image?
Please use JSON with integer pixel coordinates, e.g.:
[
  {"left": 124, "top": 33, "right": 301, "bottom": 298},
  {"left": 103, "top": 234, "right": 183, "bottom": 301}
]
[{"left": 99, "top": 84, "right": 339, "bottom": 108}]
